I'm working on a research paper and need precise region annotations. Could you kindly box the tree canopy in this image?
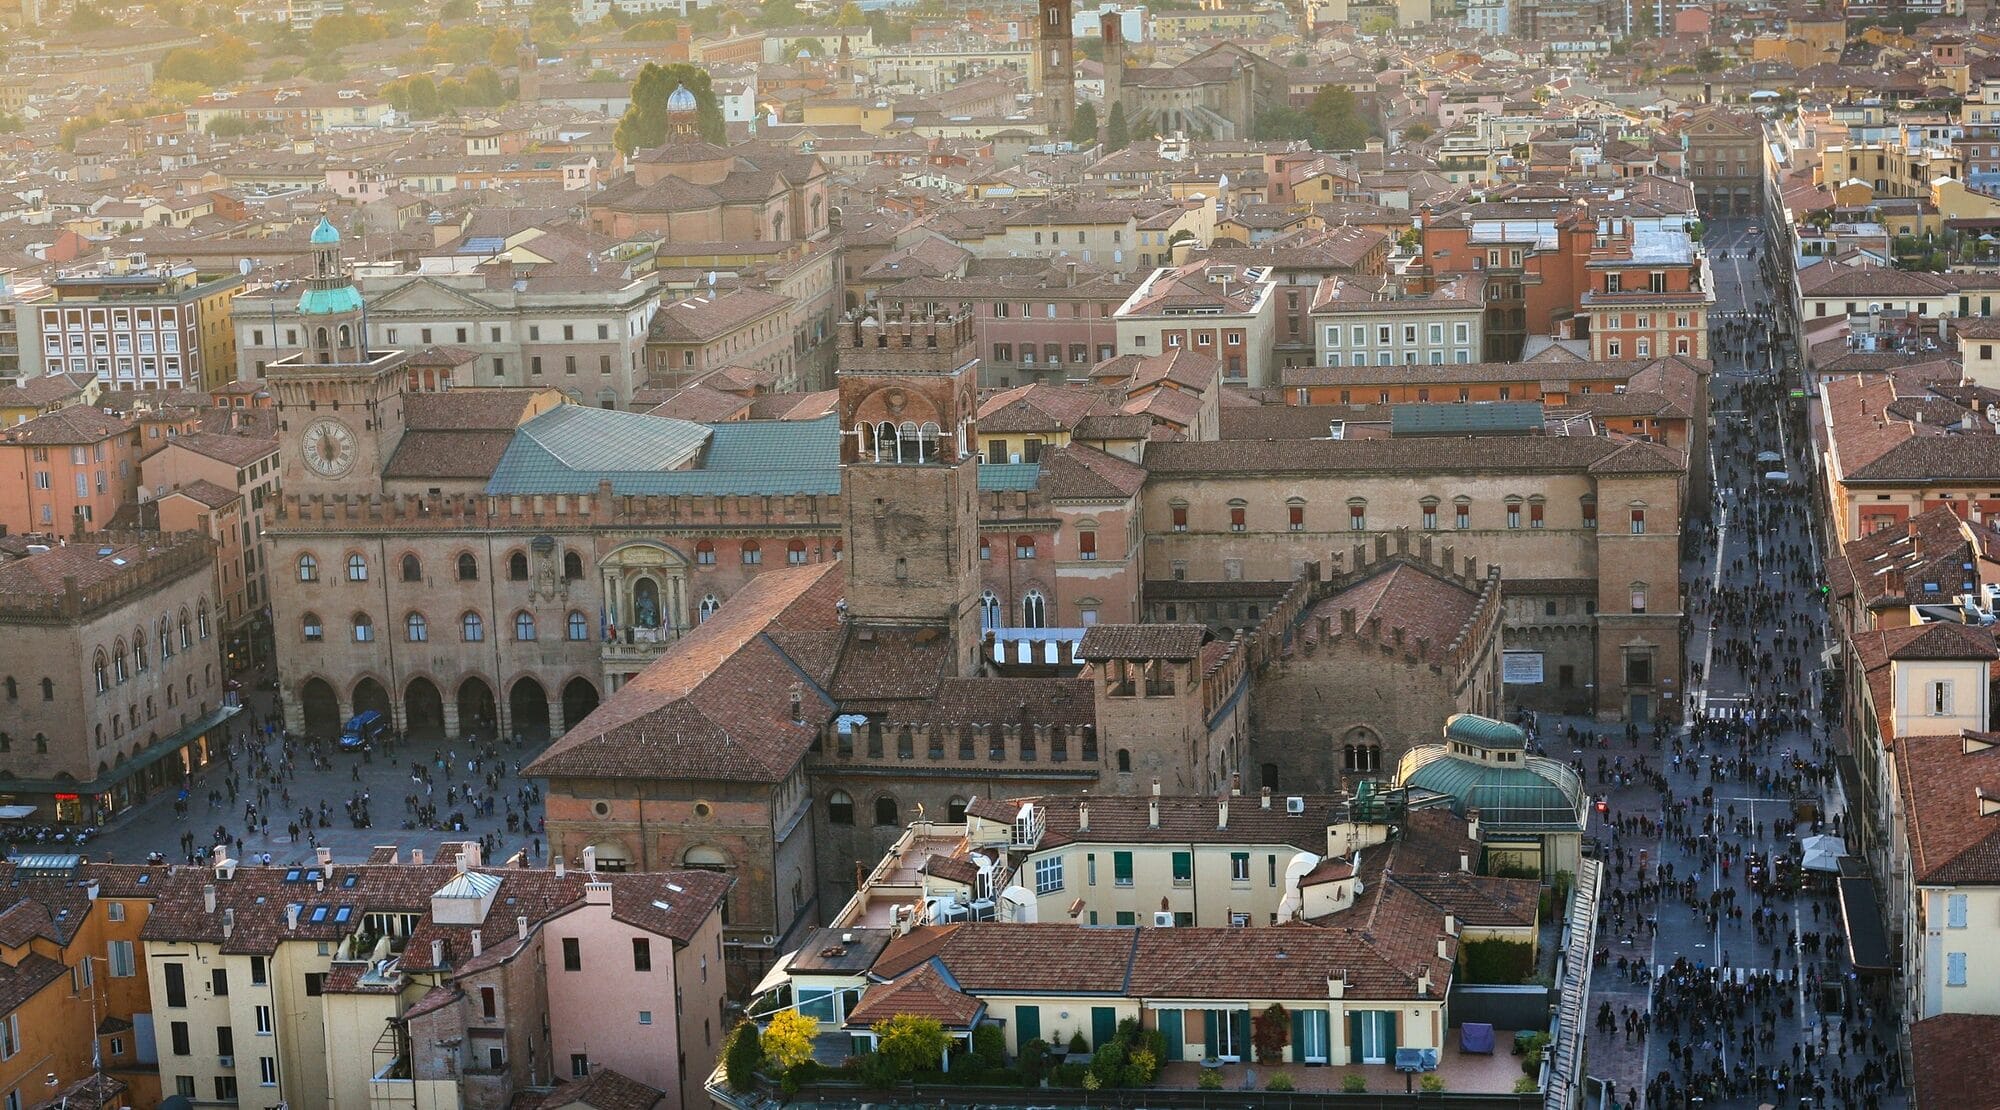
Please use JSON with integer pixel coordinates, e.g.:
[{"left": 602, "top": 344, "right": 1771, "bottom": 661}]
[{"left": 613, "top": 62, "right": 726, "bottom": 154}]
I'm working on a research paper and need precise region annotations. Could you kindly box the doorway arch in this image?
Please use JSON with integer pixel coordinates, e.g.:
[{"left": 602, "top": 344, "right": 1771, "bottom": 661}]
[
  {"left": 562, "top": 677, "right": 600, "bottom": 730},
  {"left": 300, "top": 678, "right": 339, "bottom": 737},
  {"left": 404, "top": 677, "right": 444, "bottom": 737},
  {"left": 458, "top": 677, "right": 497, "bottom": 739},
  {"left": 352, "top": 677, "right": 391, "bottom": 723},
  {"left": 510, "top": 677, "right": 550, "bottom": 742}
]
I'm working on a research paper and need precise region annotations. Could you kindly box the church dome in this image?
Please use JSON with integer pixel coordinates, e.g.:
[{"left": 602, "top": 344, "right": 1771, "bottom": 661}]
[
  {"left": 666, "top": 83, "right": 697, "bottom": 112},
  {"left": 310, "top": 216, "right": 341, "bottom": 245}
]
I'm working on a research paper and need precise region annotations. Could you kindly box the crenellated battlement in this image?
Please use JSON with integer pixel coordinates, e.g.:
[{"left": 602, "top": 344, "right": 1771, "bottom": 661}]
[{"left": 837, "top": 305, "right": 978, "bottom": 374}]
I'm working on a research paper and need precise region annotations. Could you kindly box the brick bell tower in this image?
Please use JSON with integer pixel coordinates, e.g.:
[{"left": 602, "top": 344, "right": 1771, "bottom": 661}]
[
  {"left": 1038, "top": 0, "right": 1076, "bottom": 138},
  {"left": 836, "top": 307, "right": 985, "bottom": 677}
]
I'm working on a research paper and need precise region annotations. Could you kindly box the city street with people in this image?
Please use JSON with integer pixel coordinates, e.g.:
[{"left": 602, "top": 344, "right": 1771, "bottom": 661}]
[
  {"left": 1581, "top": 217, "right": 1905, "bottom": 1109},
  {"left": 41, "top": 665, "right": 559, "bottom": 871}
]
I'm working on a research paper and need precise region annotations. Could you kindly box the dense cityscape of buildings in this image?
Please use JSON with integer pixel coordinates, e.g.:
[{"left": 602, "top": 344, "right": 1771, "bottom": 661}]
[{"left": 6, "top": 0, "right": 2000, "bottom": 1106}]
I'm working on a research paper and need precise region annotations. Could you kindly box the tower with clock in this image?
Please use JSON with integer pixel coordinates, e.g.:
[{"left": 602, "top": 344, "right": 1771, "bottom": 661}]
[{"left": 268, "top": 217, "right": 410, "bottom": 496}]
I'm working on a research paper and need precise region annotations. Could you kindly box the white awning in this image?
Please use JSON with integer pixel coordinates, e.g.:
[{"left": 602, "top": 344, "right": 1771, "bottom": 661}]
[
  {"left": 751, "top": 950, "right": 796, "bottom": 997},
  {"left": 0, "top": 806, "right": 36, "bottom": 820}
]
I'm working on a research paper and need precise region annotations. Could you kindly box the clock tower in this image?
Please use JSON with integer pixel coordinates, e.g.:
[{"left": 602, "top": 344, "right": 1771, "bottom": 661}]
[{"left": 269, "top": 217, "right": 410, "bottom": 496}]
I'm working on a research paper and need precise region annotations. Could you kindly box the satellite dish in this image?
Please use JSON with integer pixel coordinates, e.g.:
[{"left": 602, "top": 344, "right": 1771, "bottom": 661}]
[{"left": 706, "top": 270, "right": 717, "bottom": 288}]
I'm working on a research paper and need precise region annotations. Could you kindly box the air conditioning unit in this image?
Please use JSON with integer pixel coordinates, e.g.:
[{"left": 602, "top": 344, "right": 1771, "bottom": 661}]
[
  {"left": 1153, "top": 911, "right": 1175, "bottom": 927},
  {"left": 1286, "top": 796, "right": 1306, "bottom": 815},
  {"left": 218, "top": 1056, "right": 235, "bottom": 1068}
]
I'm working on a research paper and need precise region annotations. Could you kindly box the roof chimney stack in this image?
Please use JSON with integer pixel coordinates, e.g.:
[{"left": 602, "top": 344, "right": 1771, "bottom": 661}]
[
  {"left": 287, "top": 904, "right": 300, "bottom": 931},
  {"left": 203, "top": 884, "right": 217, "bottom": 914},
  {"left": 471, "top": 929, "right": 483, "bottom": 958},
  {"left": 431, "top": 938, "right": 445, "bottom": 968},
  {"left": 222, "top": 908, "right": 235, "bottom": 939},
  {"left": 1077, "top": 799, "right": 1090, "bottom": 832},
  {"left": 518, "top": 915, "right": 530, "bottom": 941},
  {"left": 1218, "top": 797, "right": 1229, "bottom": 829},
  {"left": 1260, "top": 786, "right": 1272, "bottom": 809}
]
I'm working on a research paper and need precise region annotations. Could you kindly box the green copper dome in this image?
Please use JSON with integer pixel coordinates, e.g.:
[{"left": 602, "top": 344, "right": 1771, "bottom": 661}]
[
  {"left": 310, "top": 217, "right": 341, "bottom": 245},
  {"left": 298, "top": 284, "right": 363, "bottom": 316}
]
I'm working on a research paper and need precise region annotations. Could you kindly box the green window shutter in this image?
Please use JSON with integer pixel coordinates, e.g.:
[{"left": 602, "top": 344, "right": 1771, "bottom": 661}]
[
  {"left": 1091, "top": 1007, "right": 1118, "bottom": 1048},
  {"left": 1204, "top": 1009, "right": 1219, "bottom": 1057},
  {"left": 1172, "top": 851, "right": 1192, "bottom": 883},
  {"left": 1159, "top": 1010, "right": 1185, "bottom": 1061},
  {"left": 1347, "top": 1012, "right": 1364, "bottom": 1065},
  {"left": 1291, "top": 1009, "right": 1308, "bottom": 1063},
  {"left": 1015, "top": 1004, "right": 1041, "bottom": 1046},
  {"left": 1115, "top": 911, "right": 1135, "bottom": 926},
  {"left": 1113, "top": 851, "right": 1133, "bottom": 884}
]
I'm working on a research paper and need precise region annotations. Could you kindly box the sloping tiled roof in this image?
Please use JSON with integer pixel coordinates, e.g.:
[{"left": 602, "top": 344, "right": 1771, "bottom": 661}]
[
  {"left": 1911, "top": 1013, "right": 2000, "bottom": 1110},
  {"left": 846, "top": 963, "right": 984, "bottom": 1027},
  {"left": 524, "top": 562, "right": 841, "bottom": 783},
  {"left": 1896, "top": 733, "right": 2000, "bottom": 885},
  {"left": 1077, "top": 624, "right": 1211, "bottom": 661},
  {"left": 532, "top": 1067, "right": 666, "bottom": 1110}
]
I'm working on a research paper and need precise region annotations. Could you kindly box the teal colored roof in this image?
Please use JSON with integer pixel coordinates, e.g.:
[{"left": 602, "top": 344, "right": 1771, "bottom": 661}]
[
  {"left": 1444, "top": 713, "right": 1527, "bottom": 750},
  {"left": 310, "top": 217, "right": 341, "bottom": 245},
  {"left": 298, "top": 284, "right": 363, "bottom": 316},
  {"left": 1401, "top": 748, "right": 1585, "bottom": 830},
  {"left": 488, "top": 411, "right": 843, "bottom": 496},
  {"left": 978, "top": 462, "right": 1041, "bottom": 491},
  {"left": 1391, "top": 402, "right": 1544, "bottom": 437},
  {"left": 513, "top": 404, "right": 711, "bottom": 471}
]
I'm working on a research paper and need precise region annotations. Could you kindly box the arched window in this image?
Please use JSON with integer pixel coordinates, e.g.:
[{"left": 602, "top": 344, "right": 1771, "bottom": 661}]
[
  {"left": 457, "top": 553, "right": 478, "bottom": 581},
  {"left": 698, "top": 595, "right": 720, "bottom": 622},
  {"left": 303, "top": 612, "right": 324, "bottom": 641},
  {"left": 874, "top": 795, "right": 900, "bottom": 827},
  {"left": 337, "top": 323, "right": 351, "bottom": 347},
  {"left": 1342, "top": 727, "right": 1381, "bottom": 773},
  {"left": 159, "top": 617, "right": 172, "bottom": 659},
  {"left": 947, "top": 796, "right": 968, "bottom": 822},
  {"left": 514, "top": 611, "right": 537, "bottom": 641},
  {"left": 401, "top": 554, "right": 423, "bottom": 582},
  {"left": 827, "top": 790, "right": 854, "bottom": 825},
  {"left": 1015, "top": 534, "right": 1037, "bottom": 559},
  {"left": 563, "top": 551, "right": 584, "bottom": 580},
  {"left": 1021, "top": 590, "right": 1047, "bottom": 629},
  {"left": 683, "top": 846, "right": 728, "bottom": 872},
  {"left": 787, "top": 538, "right": 809, "bottom": 565},
  {"left": 346, "top": 553, "right": 368, "bottom": 581},
  {"left": 40, "top": 678, "right": 53, "bottom": 700},
  {"left": 93, "top": 650, "right": 108, "bottom": 694},
  {"left": 695, "top": 540, "right": 716, "bottom": 565},
  {"left": 197, "top": 603, "right": 209, "bottom": 640},
  {"left": 113, "top": 641, "right": 127, "bottom": 685},
  {"left": 508, "top": 552, "right": 529, "bottom": 581},
  {"left": 1347, "top": 497, "right": 1367, "bottom": 531},
  {"left": 741, "top": 540, "right": 762, "bottom": 565},
  {"left": 406, "top": 613, "right": 428, "bottom": 642},
  {"left": 980, "top": 590, "right": 1001, "bottom": 630},
  {"left": 352, "top": 613, "right": 375, "bottom": 642},
  {"left": 133, "top": 632, "right": 147, "bottom": 672},
  {"left": 462, "top": 612, "right": 485, "bottom": 642},
  {"left": 874, "top": 421, "right": 896, "bottom": 462},
  {"left": 1116, "top": 748, "right": 1131, "bottom": 772},
  {"left": 178, "top": 609, "right": 191, "bottom": 648},
  {"left": 568, "top": 611, "right": 589, "bottom": 641},
  {"left": 298, "top": 554, "right": 319, "bottom": 582}
]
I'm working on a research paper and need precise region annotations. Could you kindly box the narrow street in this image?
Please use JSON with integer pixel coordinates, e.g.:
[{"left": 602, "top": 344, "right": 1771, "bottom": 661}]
[{"left": 1581, "top": 218, "right": 1905, "bottom": 1110}]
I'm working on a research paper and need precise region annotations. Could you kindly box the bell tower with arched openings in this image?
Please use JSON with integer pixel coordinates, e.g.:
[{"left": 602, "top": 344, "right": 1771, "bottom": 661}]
[
  {"left": 835, "top": 306, "right": 984, "bottom": 676},
  {"left": 268, "top": 216, "right": 411, "bottom": 496}
]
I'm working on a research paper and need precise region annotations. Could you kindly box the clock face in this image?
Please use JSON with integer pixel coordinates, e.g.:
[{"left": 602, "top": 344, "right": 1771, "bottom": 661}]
[{"left": 301, "top": 418, "right": 358, "bottom": 478}]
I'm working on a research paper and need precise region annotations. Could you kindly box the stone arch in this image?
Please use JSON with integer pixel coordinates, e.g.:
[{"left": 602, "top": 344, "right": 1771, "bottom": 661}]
[
  {"left": 352, "top": 676, "right": 392, "bottom": 723},
  {"left": 561, "top": 677, "right": 600, "bottom": 730},
  {"left": 457, "top": 677, "right": 497, "bottom": 739},
  {"left": 300, "top": 677, "right": 340, "bottom": 737},
  {"left": 509, "top": 676, "right": 550, "bottom": 741},
  {"left": 404, "top": 676, "right": 444, "bottom": 737}
]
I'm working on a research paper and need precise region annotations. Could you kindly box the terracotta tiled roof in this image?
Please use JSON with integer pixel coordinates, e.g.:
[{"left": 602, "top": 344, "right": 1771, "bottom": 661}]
[
  {"left": 1077, "top": 625, "right": 1211, "bottom": 661},
  {"left": 1910, "top": 1013, "right": 2000, "bottom": 1109},
  {"left": 1896, "top": 733, "right": 2000, "bottom": 884},
  {"left": 525, "top": 562, "right": 841, "bottom": 783},
  {"left": 1037, "top": 445, "right": 1146, "bottom": 500},
  {"left": 162, "top": 479, "right": 240, "bottom": 510},
  {"left": 846, "top": 963, "right": 984, "bottom": 1027},
  {"left": 1307, "top": 560, "right": 1486, "bottom": 667},
  {"left": 644, "top": 384, "right": 753, "bottom": 423},
  {"left": 531, "top": 1067, "right": 666, "bottom": 1110},
  {"left": 976, "top": 383, "right": 1113, "bottom": 434},
  {"left": 0, "top": 405, "right": 131, "bottom": 445},
  {"left": 162, "top": 432, "right": 278, "bottom": 467},
  {"left": 1888, "top": 621, "right": 1999, "bottom": 661},
  {"left": 0, "top": 953, "right": 67, "bottom": 1018},
  {"left": 404, "top": 389, "right": 550, "bottom": 432}
]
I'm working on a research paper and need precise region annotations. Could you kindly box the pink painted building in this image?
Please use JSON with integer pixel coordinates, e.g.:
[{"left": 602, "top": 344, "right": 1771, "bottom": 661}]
[{"left": 541, "top": 866, "right": 732, "bottom": 1110}]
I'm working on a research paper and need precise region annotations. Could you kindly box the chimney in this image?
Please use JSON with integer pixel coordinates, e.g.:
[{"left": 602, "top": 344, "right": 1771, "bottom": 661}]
[
  {"left": 222, "top": 908, "right": 235, "bottom": 940},
  {"left": 287, "top": 904, "right": 300, "bottom": 931},
  {"left": 411, "top": 848, "right": 425, "bottom": 866},
  {"left": 1260, "top": 787, "right": 1273, "bottom": 810},
  {"left": 1148, "top": 793, "right": 1161, "bottom": 829},
  {"left": 1437, "top": 936, "right": 1450, "bottom": 959},
  {"left": 1444, "top": 914, "right": 1458, "bottom": 936},
  {"left": 583, "top": 846, "right": 597, "bottom": 875},
  {"left": 463, "top": 841, "right": 482, "bottom": 869},
  {"left": 85, "top": 880, "right": 99, "bottom": 901},
  {"left": 431, "top": 938, "right": 445, "bottom": 967},
  {"left": 790, "top": 686, "right": 804, "bottom": 724},
  {"left": 585, "top": 881, "right": 613, "bottom": 905},
  {"left": 316, "top": 846, "right": 332, "bottom": 867},
  {"left": 1078, "top": 800, "right": 1090, "bottom": 832},
  {"left": 1417, "top": 965, "right": 1432, "bottom": 997},
  {"left": 555, "top": 855, "right": 566, "bottom": 879},
  {"left": 1467, "top": 807, "right": 1482, "bottom": 842},
  {"left": 1459, "top": 850, "right": 1471, "bottom": 872},
  {"left": 1218, "top": 797, "right": 1229, "bottom": 829},
  {"left": 517, "top": 915, "right": 530, "bottom": 941},
  {"left": 1230, "top": 773, "right": 1241, "bottom": 797},
  {"left": 471, "top": 929, "right": 483, "bottom": 958},
  {"left": 203, "top": 884, "right": 217, "bottom": 914}
]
